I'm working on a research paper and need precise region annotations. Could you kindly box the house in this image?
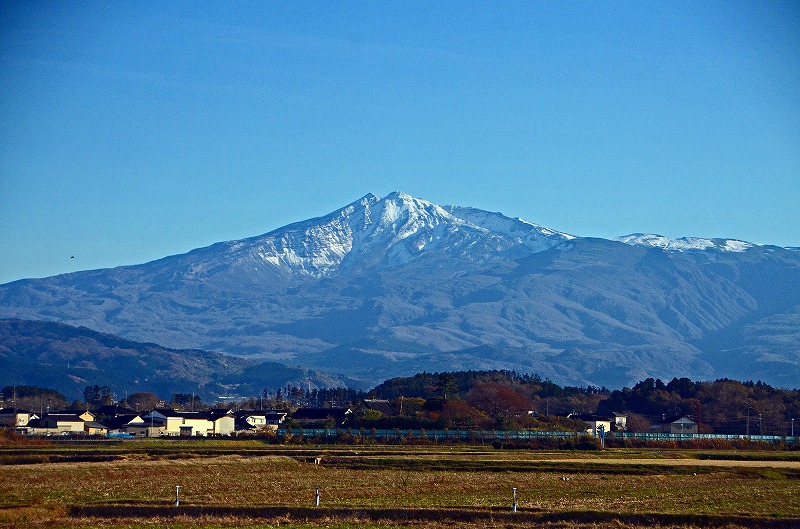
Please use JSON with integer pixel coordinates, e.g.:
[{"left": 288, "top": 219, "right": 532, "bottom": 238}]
[
  {"left": 233, "top": 410, "right": 288, "bottom": 433},
  {"left": 354, "top": 399, "right": 398, "bottom": 418},
  {"left": 205, "top": 409, "right": 235, "bottom": 436},
  {"left": 237, "top": 410, "right": 288, "bottom": 426},
  {"left": 140, "top": 408, "right": 235, "bottom": 437},
  {"left": 0, "top": 408, "right": 38, "bottom": 428},
  {"left": 102, "top": 414, "right": 143, "bottom": 434},
  {"left": 653, "top": 415, "right": 697, "bottom": 434},
  {"left": 266, "top": 410, "right": 288, "bottom": 425},
  {"left": 145, "top": 409, "right": 203, "bottom": 436},
  {"left": 568, "top": 413, "right": 613, "bottom": 437},
  {"left": 28, "top": 413, "right": 85, "bottom": 435},
  {"left": 123, "top": 415, "right": 167, "bottom": 437},
  {"left": 611, "top": 412, "right": 628, "bottom": 431},
  {"left": 291, "top": 407, "right": 352, "bottom": 427},
  {"left": 83, "top": 420, "right": 109, "bottom": 435},
  {"left": 567, "top": 412, "right": 627, "bottom": 437}
]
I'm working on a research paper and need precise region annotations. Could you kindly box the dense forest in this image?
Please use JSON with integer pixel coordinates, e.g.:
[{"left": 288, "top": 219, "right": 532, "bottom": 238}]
[{"left": 3, "top": 371, "right": 799, "bottom": 435}]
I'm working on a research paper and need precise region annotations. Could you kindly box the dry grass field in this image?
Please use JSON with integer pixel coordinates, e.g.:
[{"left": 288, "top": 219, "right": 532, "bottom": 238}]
[{"left": 1, "top": 441, "right": 799, "bottom": 528}]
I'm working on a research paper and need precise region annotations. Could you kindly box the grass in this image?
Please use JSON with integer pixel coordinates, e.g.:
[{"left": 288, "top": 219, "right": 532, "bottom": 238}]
[{"left": 1, "top": 442, "right": 799, "bottom": 528}]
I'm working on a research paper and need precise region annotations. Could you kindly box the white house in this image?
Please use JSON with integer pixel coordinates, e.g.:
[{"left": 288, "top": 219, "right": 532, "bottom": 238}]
[
  {"left": 29, "top": 413, "right": 85, "bottom": 434},
  {"left": 141, "top": 408, "right": 235, "bottom": 437},
  {"left": 234, "top": 410, "right": 287, "bottom": 433},
  {"left": 206, "top": 410, "right": 235, "bottom": 436}
]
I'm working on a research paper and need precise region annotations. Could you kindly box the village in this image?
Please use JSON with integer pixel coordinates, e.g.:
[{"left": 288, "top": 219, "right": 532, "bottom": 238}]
[{"left": 0, "top": 401, "right": 711, "bottom": 440}]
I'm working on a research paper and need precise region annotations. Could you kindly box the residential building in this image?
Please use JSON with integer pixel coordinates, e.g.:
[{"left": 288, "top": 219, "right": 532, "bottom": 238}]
[
  {"left": 653, "top": 415, "right": 697, "bottom": 434},
  {"left": 568, "top": 413, "right": 613, "bottom": 437},
  {"left": 0, "top": 408, "right": 37, "bottom": 428},
  {"left": 28, "top": 413, "right": 85, "bottom": 435},
  {"left": 83, "top": 421, "right": 109, "bottom": 435},
  {"left": 140, "top": 408, "right": 235, "bottom": 436}
]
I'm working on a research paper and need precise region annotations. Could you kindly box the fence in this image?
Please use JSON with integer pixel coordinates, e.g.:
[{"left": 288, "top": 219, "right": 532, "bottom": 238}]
[{"left": 276, "top": 427, "right": 799, "bottom": 445}]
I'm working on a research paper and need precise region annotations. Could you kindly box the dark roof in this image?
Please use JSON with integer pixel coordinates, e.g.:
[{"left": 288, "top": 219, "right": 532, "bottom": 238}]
[
  {"left": 0, "top": 408, "right": 35, "bottom": 416},
  {"left": 101, "top": 414, "right": 141, "bottom": 430},
  {"left": 150, "top": 408, "right": 183, "bottom": 418},
  {"left": 149, "top": 408, "right": 233, "bottom": 421},
  {"left": 0, "top": 407, "right": 34, "bottom": 414},
  {"left": 60, "top": 409, "right": 94, "bottom": 417},
  {"left": 568, "top": 413, "right": 615, "bottom": 422},
  {"left": 206, "top": 410, "right": 234, "bottom": 421},
  {"left": 43, "top": 414, "right": 84, "bottom": 422},
  {"left": 359, "top": 400, "right": 398, "bottom": 417},
  {"left": 235, "top": 410, "right": 263, "bottom": 418},
  {"left": 659, "top": 415, "right": 697, "bottom": 425},
  {"left": 234, "top": 417, "right": 258, "bottom": 431},
  {"left": 84, "top": 421, "right": 108, "bottom": 429}
]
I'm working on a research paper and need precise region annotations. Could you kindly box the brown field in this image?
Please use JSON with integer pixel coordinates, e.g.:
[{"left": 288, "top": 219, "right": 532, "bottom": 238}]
[{"left": 1, "top": 441, "right": 799, "bottom": 528}]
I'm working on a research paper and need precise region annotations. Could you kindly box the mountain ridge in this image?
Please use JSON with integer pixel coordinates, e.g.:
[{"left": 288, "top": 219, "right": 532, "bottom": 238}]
[
  {"left": 0, "top": 318, "right": 359, "bottom": 401},
  {"left": 1, "top": 192, "right": 798, "bottom": 389}
]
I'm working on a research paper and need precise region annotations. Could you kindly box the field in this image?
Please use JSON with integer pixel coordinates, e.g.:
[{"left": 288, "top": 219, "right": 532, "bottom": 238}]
[{"left": 1, "top": 440, "right": 800, "bottom": 528}]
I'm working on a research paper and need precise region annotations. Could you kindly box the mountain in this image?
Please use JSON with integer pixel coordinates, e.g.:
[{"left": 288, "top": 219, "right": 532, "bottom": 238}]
[
  {"left": 1, "top": 192, "right": 798, "bottom": 389},
  {"left": 0, "top": 319, "right": 357, "bottom": 401}
]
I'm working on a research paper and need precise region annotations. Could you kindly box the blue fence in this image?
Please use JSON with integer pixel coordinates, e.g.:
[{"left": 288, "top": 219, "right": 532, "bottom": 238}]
[{"left": 276, "top": 427, "right": 799, "bottom": 445}]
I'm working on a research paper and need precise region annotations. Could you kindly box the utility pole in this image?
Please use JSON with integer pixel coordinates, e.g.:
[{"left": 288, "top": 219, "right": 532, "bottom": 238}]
[{"left": 696, "top": 401, "right": 701, "bottom": 433}]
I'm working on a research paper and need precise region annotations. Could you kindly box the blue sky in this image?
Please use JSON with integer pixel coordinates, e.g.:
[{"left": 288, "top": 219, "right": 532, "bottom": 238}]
[{"left": 1, "top": 1, "right": 798, "bottom": 283}]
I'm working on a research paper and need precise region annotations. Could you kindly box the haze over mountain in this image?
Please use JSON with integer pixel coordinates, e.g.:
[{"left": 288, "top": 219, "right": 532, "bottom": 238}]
[{"left": 1, "top": 192, "right": 798, "bottom": 389}]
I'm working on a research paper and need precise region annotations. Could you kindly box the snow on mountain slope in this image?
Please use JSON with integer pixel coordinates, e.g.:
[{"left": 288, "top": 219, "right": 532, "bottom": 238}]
[
  {"left": 615, "top": 233, "right": 755, "bottom": 253},
  {"left": 206, "top": 192, "right": 574, "bottom": 278},
  {"left": 444, "top": 205, "right": 575, "bottom": 252},
  {"left": 1, "top": 192, "right": 799, "bottom": 389}
]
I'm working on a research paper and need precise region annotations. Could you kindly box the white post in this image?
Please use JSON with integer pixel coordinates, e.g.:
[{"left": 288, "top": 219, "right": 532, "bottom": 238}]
[
  {"left": 315, "top": 487, "right": 320, "bottom": 508},
  {"left": 512, "top": 487, "right": 517, "bottom": 513},
  {"left": 175, "top": 485, "right": 181, "bottom": 507}
]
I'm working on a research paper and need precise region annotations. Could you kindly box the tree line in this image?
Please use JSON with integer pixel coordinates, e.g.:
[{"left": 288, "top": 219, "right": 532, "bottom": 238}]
[{"left": 3, "top": 371, "right": 798, "bottom": 435}]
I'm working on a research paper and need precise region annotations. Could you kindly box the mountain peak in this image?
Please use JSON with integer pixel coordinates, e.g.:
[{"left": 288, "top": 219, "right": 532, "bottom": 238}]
[{"left": 223, "top": 192, "right": 572, "bottom": 278}]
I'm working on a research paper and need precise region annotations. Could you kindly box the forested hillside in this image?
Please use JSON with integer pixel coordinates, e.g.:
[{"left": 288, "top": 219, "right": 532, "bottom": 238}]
[{"left": 369, "top": 371, "right": 800, "bottom": 435}]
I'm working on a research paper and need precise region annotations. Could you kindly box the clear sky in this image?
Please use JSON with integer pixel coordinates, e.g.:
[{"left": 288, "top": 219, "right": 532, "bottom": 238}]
[{"left": 1, "top": 1, "right": 798, "bottom": 284}]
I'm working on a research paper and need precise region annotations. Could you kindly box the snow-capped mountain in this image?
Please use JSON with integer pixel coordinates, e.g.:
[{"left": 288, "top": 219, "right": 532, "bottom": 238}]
[
  {"left": 616, "top": 233, "right": 754, "bottom": 253},
  {"left": 188, "top": 192, "right": 574, "bottom": 279},
  {"left": 1, "top": 192, "right": 798, "bottom": 389}
]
